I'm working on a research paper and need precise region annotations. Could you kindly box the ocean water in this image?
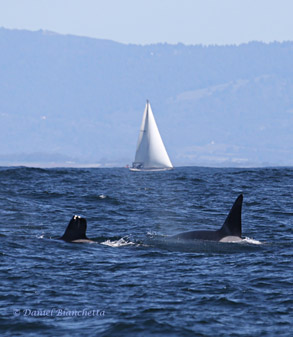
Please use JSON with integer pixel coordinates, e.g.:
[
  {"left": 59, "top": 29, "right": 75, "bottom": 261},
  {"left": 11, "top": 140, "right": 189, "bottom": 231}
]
[{"left": 0, "top": 166, "right": 292, "bottom": 336}]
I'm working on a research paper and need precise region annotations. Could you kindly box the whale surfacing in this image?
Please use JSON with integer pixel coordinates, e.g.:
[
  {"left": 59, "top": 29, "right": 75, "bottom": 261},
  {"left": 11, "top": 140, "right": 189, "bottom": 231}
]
[
  {"left": 171, "top": 194, "right": 243, "bottom": 242},
  {"left": 60, "top": 215, "right": 93, "bottom": 243}
]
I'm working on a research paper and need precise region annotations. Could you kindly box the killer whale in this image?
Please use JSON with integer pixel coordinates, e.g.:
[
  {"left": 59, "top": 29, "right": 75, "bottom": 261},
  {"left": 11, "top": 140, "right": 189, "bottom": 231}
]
[
  {"left": 60, "top": 195, "right": 243, "bottom": 243},
  {"left": 171, "top": 194, "right": 243, "bottom": 242},
  {"left": 60, "top": 215, "right": 94, "bottom": 243}
]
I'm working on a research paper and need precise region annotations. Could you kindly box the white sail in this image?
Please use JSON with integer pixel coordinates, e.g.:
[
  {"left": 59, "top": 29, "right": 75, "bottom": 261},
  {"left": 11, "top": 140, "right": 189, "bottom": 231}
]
[{"left": 131, "top": 101, "right": 173, "bottom": 171}]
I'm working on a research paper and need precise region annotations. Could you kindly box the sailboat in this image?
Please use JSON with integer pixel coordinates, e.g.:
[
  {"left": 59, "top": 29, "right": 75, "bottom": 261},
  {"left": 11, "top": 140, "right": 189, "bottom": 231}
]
[{"left": 130, "top": 100, "right": 173, "bottom": 171}]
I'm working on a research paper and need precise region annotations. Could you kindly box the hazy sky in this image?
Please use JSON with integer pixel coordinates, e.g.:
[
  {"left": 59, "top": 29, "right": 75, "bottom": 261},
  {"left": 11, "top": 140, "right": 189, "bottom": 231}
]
[{"left": 1, "top": 0, "right": 293, "bottom": 45}]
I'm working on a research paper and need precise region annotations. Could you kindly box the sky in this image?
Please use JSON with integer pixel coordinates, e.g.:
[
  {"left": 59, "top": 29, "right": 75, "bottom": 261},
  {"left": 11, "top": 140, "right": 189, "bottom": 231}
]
[{"left": 1, "top": 0, "right": 293, "bottom": 45}]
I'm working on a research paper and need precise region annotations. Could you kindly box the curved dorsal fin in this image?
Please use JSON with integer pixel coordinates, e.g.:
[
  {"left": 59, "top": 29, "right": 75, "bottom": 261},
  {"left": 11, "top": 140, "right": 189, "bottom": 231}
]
[
  {"left": 219, "top": 194, "right": 243, "bottom": 237},
  {"left": 60, "top": 215, "right": 88, "bottom": 242}
]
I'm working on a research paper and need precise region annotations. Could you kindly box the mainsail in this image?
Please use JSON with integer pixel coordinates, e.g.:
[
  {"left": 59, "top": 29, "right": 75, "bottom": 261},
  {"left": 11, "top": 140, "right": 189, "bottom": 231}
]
[{"left": 131, "top": 101, "right": 173, "bottom": 171}]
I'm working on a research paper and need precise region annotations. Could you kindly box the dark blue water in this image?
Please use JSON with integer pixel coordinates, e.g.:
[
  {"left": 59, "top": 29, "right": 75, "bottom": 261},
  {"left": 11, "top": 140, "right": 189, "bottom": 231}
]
[{"left": 0, "top": 167, "right": 292, "bottom": 336}]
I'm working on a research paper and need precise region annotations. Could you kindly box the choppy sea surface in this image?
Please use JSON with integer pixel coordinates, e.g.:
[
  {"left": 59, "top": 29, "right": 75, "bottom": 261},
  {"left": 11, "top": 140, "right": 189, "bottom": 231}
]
[{"left": 0, "top": 166, "right": 292, "bottom": 336}]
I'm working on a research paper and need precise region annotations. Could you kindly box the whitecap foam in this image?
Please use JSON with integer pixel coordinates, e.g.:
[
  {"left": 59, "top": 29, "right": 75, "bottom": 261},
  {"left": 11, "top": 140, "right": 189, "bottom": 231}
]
[
  {"left": 101, "top": 238, "right": 136, "bottom": 247},
  {"left": 242, "top": 237, "right": 263, "bottom": 245},
  {"left": 146, "top": 231, "right": 161, "bottom": 237}
]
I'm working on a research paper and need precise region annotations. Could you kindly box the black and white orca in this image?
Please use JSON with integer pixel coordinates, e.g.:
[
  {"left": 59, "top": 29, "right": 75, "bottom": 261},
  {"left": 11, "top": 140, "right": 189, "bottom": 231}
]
[
  {"left": 171, "top": 194, "right": 243, "bottom": 242},
  {"left": 60, "top": 215, "right": 93, "bottom": 243}
]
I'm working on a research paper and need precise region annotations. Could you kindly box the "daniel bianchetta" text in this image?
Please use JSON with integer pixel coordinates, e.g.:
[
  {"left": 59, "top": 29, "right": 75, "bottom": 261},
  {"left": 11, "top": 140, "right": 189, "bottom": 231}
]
[{"left": 13, "top": 308, "right": 105, "bottom": 317}]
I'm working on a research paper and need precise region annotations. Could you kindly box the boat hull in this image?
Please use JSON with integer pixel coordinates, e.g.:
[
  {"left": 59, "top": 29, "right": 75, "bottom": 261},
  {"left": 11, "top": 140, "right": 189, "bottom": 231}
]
[{"left": 129, "top": 167, "right": 173, "bottom": 172}]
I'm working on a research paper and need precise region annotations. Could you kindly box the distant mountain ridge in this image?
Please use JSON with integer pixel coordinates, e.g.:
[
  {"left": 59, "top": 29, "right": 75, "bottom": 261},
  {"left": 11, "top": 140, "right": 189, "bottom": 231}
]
[{"left": 0, "top": 27, "right": 292, "bottom": 166}]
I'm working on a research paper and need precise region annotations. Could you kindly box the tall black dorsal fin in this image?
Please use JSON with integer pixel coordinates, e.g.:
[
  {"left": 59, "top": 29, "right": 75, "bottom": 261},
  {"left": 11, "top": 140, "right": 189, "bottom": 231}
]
[
  {"left": 219, "top": 194, "right": 243, "bottom": 237},
  {"left": 60, "top": 215, "right": 88, "bottom": 242}
]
